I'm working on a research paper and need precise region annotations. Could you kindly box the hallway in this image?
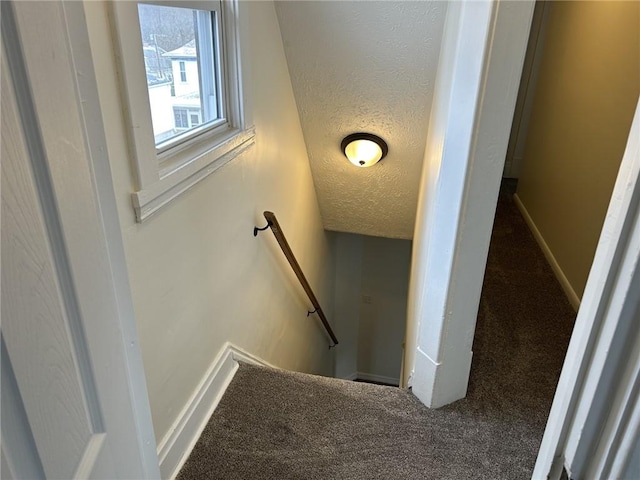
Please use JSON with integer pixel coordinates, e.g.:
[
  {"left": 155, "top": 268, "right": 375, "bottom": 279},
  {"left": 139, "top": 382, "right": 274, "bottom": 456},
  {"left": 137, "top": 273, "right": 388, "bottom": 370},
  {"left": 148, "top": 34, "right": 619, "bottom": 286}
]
[
  {"left": 465, "top": 179, "right": 577, "bottom": 459},
  {"left": 175, "top": 181, "right": 577, "bottom": 479}
]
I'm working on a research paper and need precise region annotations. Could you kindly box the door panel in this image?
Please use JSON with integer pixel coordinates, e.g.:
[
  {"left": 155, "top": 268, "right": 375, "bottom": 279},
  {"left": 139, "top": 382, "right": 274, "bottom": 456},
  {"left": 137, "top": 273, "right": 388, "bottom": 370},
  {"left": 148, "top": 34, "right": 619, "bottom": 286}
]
[
  {"left": 1, "top": 336, "right": 46, "bottom": 480},
  {"left": 1, "top": 1, "right": 159, "bottom": 478},
  {"left": 1, "top": 27, "right": 115, "bottom": 480}
]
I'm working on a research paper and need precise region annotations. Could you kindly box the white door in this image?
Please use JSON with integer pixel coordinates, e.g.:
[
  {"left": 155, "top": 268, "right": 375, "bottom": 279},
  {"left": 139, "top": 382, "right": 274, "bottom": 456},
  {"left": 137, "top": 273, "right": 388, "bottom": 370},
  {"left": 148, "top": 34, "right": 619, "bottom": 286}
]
[{"left": 1, "top": 1, "right": 159, "bottom": 478}]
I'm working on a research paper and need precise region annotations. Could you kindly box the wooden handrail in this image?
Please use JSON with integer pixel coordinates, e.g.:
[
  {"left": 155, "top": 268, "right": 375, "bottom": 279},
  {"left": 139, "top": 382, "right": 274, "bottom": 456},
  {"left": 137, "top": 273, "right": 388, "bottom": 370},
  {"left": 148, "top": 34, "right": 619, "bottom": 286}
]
[{"left": 257, "top": 211, "right": 338, "bottom": 346}]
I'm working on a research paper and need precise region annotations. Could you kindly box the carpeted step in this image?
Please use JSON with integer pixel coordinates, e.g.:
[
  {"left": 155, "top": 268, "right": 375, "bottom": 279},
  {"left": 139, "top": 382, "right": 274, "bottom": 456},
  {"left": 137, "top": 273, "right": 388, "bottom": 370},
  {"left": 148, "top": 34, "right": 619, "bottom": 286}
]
[{"left": 177, "top": 363, "right": 538, "bottom": 480}]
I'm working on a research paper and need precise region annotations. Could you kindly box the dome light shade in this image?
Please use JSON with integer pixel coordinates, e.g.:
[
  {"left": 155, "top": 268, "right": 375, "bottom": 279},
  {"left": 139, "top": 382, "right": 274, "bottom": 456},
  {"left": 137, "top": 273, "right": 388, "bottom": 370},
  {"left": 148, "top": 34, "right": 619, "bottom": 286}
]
[{"left": 341, "top": 133, "right": 388, "bottom": 167}]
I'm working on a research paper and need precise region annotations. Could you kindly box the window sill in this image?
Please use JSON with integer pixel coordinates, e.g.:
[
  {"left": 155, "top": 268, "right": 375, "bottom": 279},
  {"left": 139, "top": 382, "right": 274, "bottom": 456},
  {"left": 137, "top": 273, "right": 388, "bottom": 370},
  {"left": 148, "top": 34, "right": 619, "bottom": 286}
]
[{"left": 131, "top": 126, "right": 255, "bottom": 222}]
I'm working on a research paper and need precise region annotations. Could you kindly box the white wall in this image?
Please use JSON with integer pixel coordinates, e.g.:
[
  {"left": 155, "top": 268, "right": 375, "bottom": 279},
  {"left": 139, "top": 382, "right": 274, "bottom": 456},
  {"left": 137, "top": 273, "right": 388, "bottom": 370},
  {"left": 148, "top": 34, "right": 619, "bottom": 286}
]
[
  {"left": 405, "top": 1, "right": 463, "bottom": 390},
  {"left": 84, "top": 0, "right": 334, "bottom": 447},
  {"left": 358, "top": 237, "right": 411, "bottom": 384},
  {"left": 332, "top": 233, "right": 362, "bottom": 379},
  {"left": 333, "top": 233, "right": 410, "bottom": 384}
]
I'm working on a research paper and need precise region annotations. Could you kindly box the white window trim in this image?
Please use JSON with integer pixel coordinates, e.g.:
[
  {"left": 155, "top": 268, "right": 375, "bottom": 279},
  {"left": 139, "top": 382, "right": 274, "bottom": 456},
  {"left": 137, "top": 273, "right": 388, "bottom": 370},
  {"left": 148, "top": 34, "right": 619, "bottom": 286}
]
[{"left": 111, "top": 0, "right": 254, "bottom": 222}]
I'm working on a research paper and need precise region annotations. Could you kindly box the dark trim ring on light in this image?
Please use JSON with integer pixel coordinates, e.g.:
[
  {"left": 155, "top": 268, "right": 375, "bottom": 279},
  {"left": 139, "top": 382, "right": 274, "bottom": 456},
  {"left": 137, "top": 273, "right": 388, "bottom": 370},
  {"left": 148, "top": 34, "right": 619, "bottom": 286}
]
[{"left": 341, "top": 133, "right": 388, "bottom": 167}]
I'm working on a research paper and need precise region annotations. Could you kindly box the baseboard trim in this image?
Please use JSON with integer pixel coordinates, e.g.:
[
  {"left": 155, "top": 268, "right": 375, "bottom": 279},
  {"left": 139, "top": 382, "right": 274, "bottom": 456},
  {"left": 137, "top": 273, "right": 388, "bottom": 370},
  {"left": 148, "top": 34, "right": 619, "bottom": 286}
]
[
  {"left": 513, "top": 193, "right": 581, "bottom": 311},
  {"left": 356, "top": 372, "right": 400, "bottom": 386},
  {"left": 156, "top": 343, "right": 272, "bottom": 479},
  {"left": 340, "top": 372, "right": 359, "bottom": 381}
]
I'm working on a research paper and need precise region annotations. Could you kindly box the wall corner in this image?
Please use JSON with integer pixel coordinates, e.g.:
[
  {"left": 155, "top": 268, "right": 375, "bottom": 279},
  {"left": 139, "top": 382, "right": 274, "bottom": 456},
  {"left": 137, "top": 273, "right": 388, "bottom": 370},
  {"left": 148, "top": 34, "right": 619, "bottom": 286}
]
[{"left": 412, "top": 347, "right": 473, "bottom": 408}]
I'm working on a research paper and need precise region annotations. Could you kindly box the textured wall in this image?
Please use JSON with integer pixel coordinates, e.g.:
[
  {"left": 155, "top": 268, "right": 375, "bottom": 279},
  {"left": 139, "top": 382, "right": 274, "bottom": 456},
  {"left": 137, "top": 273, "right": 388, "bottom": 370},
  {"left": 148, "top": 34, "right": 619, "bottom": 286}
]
[
  {"left": 275, "top": 1, "right": 447, "bottom": 239},
  {"left": 85, "top": 1, "right": 334, "bottom": 446},
  {"left": 517, "top": 1, "right": 640, "bottom": 299}
]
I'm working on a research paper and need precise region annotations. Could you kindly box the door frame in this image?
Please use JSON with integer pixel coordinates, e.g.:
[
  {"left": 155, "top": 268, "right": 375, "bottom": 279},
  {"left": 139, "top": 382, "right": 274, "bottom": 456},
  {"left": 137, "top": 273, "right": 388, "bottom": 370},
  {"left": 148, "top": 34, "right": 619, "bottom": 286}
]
[
  {"left": 2, "top": 1, "right": 160, "bottom": 477},
  {"left": 502, "top": 0, "right": 550, "bottom": 179}
]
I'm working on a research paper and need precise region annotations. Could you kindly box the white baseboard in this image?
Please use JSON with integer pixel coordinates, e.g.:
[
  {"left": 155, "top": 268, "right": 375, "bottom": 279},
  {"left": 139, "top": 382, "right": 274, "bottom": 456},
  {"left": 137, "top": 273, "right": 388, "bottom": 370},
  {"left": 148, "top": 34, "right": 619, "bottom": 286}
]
[
  {"left": 356, "top": 372, "right": 400, "bottom": 386},
  {"left": 156, "top": 343, "right": 272, "bottom": 480},
  {"left": 513, "top": 193, "right": 581, "bottom": 311},
  {"left": 340, "top": 372, "right": 358, "bottom": 381}
]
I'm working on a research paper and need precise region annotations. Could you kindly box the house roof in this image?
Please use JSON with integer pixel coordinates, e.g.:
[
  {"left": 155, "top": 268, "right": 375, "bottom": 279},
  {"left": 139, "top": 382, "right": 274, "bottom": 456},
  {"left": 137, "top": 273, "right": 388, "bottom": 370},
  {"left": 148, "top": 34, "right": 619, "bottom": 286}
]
[{"left": 163, "top": 39, "right": 196, "bottom": 59}]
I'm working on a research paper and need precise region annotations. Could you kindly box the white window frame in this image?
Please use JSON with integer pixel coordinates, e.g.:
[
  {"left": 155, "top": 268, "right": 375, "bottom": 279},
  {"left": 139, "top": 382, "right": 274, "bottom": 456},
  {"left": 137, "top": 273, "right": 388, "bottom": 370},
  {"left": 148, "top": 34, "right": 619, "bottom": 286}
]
[
  {"left": 112, "top": 0, "right": 254, "bottom": 222},
  {"left": 178, "top": 61, "right": 187, "bottom": 83}
]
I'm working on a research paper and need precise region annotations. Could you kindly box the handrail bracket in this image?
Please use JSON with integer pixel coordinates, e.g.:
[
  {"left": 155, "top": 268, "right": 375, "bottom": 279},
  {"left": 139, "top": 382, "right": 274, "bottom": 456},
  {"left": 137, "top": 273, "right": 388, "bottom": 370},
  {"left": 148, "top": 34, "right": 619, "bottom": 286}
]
[{"left": 253, "top": 220, "right": 272, "bottom": 237}]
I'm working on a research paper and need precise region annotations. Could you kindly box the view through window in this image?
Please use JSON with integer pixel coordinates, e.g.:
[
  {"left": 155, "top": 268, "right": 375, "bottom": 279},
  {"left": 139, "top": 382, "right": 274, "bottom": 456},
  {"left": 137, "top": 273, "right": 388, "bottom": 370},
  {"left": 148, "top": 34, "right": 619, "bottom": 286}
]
[{"left": 138, "top": 4, "right": 223, "bottom": 149}]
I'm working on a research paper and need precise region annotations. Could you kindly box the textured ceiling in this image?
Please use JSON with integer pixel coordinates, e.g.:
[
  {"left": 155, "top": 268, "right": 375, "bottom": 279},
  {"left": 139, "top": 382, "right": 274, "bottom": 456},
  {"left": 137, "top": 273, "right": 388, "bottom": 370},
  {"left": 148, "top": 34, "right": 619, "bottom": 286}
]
[{"left": 275, "top": 1, "right": 447, "bottom": 239}]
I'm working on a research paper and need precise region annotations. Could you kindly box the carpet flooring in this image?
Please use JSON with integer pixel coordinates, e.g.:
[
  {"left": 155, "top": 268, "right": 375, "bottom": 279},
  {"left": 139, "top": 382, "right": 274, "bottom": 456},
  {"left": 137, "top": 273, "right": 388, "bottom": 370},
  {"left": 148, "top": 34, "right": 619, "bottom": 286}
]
[{"left": 177, "top": 182, "right": 577, "bottom": 479}]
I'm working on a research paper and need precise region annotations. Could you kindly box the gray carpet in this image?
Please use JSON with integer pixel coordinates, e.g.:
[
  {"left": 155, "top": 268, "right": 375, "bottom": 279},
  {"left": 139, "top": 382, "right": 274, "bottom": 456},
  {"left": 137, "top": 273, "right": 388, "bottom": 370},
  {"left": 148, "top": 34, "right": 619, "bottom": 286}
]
[{"left": 177, "top": 182, "right": 576, "bottom": 479}]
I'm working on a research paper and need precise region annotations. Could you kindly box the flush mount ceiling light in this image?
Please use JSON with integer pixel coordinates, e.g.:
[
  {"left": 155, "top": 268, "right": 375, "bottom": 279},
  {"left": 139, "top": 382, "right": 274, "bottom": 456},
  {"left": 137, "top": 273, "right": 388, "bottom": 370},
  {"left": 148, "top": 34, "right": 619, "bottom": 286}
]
[{"left": 341, "top": 133, "right": 388, "bottom": 168}]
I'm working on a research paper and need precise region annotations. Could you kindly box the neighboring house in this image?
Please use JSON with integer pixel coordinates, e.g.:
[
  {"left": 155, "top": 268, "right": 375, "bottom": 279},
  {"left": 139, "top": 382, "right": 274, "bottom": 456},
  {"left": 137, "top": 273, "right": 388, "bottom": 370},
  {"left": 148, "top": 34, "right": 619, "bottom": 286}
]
[
  {"left": 164, "top": 39, "right": 199, "bottom": 98},
  {"left": 141, "top": 39, "right": 206, "bottom": 143},
  {"left": 171, "top": 92, "right": 202, "bottom": 131},
  {"left": 143, "top": 39, "right": 205, "bottom": 141},
  {"left": 164, "top": 40, "right": 204, "bottom": 133},
  {"left": 164, "top": 40, "right": 205, "bottom": 133}
]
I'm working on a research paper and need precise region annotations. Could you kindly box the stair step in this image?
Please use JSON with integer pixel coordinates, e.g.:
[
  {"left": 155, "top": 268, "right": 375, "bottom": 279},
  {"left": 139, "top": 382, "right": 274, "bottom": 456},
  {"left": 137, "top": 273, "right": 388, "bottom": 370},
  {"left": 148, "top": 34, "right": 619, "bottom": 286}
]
[{"left": 177, "top": 362, "right": 532, "bottom": 479}]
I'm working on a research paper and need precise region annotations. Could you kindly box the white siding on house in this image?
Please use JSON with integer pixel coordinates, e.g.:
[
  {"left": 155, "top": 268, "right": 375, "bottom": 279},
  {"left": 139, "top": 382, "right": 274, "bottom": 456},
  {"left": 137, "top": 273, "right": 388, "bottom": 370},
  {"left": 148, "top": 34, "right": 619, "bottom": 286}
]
[
  {"left": 147, "top": 82, "right": 173, "bottom": 139},
  {"left": 172, "top": 59, "right": 199, "bottom": 97}
]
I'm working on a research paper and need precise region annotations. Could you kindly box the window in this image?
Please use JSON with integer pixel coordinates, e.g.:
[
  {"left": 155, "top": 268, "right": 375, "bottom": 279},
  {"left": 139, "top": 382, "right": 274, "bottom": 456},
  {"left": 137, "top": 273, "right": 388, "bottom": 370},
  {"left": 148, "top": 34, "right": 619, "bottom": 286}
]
[
  {"left": 112, "top": 0, "right": 254, "bottom": 222},
  {"left": 174, "top": 108, "right": 189, "bottom": 129},
  {"left": 137, "top": 2, "right": 225, "bottom": 150},
  {"left": 173, "top": 107, "right": 202, "bottom": 130}
]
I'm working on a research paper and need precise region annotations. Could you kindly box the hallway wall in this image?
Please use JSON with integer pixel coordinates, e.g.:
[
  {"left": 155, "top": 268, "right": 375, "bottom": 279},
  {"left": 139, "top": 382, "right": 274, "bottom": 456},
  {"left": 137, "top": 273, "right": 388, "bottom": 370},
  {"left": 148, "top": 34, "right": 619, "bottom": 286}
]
[
  {"left": 333, "top": 233, "right": 410, "bottom": 384},
  {"left": 358, "top": 236, "right": 411, "bottom": 383},
  {"left": 333, "top": 233, "right": 363, "bottom": 379},
  {"left": 516, "top": 1, "right": 640, "bottom": 302},
  {"left": 84, "top": 1, "right": 334, "bottom": 447}
]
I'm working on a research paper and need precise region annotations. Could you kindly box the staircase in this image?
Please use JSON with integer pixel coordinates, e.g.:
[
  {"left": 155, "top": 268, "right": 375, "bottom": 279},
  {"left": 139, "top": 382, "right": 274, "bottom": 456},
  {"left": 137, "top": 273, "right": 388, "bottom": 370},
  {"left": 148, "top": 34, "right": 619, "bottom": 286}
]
[
  {"left": 176, "top": 186, "right": 576, "bottom": 479},
  {"left": 177, "top": 363, "right": 535, "bottom": 480}
]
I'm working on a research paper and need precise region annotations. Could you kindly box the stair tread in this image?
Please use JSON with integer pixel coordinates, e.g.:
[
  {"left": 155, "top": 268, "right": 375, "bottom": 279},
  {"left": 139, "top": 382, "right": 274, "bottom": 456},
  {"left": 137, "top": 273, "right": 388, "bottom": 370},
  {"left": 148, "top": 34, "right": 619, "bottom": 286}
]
[{"left": 177, "top": 362, "right": 530, "bottom": 479}]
